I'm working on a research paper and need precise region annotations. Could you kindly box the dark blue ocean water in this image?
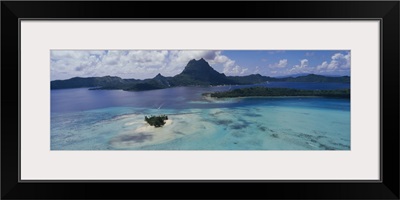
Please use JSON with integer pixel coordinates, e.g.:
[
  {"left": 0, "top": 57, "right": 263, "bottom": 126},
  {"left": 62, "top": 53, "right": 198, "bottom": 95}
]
[
  {"left": 51, "top": 82, "right": 350, "bottom": 150},
  {"left": 51, "top": 82, "right": 350, "bottom": 113}
]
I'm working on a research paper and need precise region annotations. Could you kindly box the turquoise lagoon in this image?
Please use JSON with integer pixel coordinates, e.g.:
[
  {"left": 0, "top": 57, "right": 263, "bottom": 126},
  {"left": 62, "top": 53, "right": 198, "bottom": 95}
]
[{"left": 51, "top": 82, "right": 350, "bottom": 150}]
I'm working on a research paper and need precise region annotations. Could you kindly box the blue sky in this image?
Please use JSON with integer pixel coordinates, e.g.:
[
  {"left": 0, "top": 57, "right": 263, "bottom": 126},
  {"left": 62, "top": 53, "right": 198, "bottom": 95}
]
[{"left": 51, "top": 50, "right": 350, "bottom": 80}]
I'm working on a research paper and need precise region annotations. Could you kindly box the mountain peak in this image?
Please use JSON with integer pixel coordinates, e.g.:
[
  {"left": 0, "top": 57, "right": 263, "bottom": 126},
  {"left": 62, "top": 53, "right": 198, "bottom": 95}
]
[
  {"left": 183, "top": 58, "right": 213, "bottom": 72},
  {"left": 187, "top": 58, "right": 207, "bottom": 65},
  {"left": 154, "top": 73, "right": 164, "bottom": 78},
  {"left": 177, "top": 58, "right": 233, "bottom": 85}
]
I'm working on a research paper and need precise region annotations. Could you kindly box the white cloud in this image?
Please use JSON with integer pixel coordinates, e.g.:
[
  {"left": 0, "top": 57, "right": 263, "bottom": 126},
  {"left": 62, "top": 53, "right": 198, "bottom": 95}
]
[
  {"left": 165, "top": 50, "right": 248, "bottom": 76},
  {"left": 290, "top": 59, "right": 308, "bottom": 71},
  {"left": 51, "top": 50, "right": 248, "bottom": 80},
  {"left": 269, "top": 59, "right": 288, "bottom": 68},
  {"left": 221, "top": 59, "right": 249, "bottom": 76},
  {"left": 317, "top": 61, "right": 329, "bottom": 70},
  {"left": 280, "top": 59, "right": 311, "bottom": 75},
  {"left": 317, "top": 52, "right": 351, "bottom": 72}
]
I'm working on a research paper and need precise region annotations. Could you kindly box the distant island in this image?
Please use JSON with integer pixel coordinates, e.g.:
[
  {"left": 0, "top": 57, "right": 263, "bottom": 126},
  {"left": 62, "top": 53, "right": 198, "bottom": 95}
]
[
  {"left": 204, "top": 87, "right": 350, "bottom": 99},
  {"left": 51, "top": 58, "right": 350, "bottom": 91}
]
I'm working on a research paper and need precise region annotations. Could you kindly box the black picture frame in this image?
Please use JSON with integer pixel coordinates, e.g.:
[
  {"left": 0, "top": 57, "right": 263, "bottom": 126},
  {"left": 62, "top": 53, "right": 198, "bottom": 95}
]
[{"left": 1, "top": 1, "right": 399, "bottom": 199}]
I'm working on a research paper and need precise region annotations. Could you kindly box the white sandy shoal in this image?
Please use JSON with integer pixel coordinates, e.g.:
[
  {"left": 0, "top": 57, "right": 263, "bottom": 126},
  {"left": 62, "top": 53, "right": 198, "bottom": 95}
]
[
  {"left": 202, "top": 95, "right": 240, "bottom": 104},
  {"left": 110, "top": 114, "right": 216, "bottom": 149}
]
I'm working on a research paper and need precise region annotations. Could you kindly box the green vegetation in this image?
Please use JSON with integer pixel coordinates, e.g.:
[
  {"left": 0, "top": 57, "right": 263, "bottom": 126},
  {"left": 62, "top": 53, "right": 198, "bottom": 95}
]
[
  {"left": 125, "top": 82, "right": 165, "bottom": 91},
  {"left": 281, "top": 74, "right": 350, "bottom": 83},
  {"left": 51, "top": 59, "right": 350, "bottom": 91},
  {"left": 51, "top": 76, "right": 139, "bottom": 89},
  {"left": 204, "top": 87, "right": 350, "bottom": 98},
  {"left": 144, "top": 115, "right": 169, "bottom": 127}
]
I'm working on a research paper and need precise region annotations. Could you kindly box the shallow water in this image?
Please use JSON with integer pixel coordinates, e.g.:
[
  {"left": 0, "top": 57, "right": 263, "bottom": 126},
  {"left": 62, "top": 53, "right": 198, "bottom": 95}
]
[{"left": 51, "top": 82, "right": 350, "bottom": 150}]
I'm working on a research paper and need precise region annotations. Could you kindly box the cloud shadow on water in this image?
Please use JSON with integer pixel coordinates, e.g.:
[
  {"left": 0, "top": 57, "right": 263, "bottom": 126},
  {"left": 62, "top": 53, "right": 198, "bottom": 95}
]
[{"left": 111, "top": 133, "right": 153, "bottom": 144}]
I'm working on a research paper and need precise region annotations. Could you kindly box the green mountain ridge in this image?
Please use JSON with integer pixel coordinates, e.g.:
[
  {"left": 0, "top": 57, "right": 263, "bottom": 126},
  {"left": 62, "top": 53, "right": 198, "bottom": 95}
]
[
  {"left": 51, "top": 58, "right": 350, "bottom": 91},
  {"left": 204, "top": 87, "right": 350, "bottom": 99},
  {"left": 280, "top": 74, "right": 350, "bottom": 83}
]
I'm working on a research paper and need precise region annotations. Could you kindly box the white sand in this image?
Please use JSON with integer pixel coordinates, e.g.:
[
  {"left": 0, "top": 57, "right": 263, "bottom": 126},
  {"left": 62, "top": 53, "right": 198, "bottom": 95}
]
[
  {"left": 110, "top": 114, "right": 216, "bottom": 149},
  {"left": 202, "top": 95, "right": 240, "bottom": 103},
  {"left": 135, "top": 119, "right": 173, "bottom": 132},
  {"left": 123, "top": 121, "right": 141, "bottom": 126}
]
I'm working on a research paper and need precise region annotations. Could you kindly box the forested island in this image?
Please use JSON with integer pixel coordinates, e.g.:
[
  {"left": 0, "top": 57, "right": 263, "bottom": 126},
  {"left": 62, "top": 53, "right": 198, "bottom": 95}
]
[
  {"left": 204, "top": 87, "right": 350, "bottom": 98},
  {"left": 144, "top": 115, "right": 168, "bottom": 127},
  {"left": 51, "top": 58, "right": 350, "bottom": 91}
]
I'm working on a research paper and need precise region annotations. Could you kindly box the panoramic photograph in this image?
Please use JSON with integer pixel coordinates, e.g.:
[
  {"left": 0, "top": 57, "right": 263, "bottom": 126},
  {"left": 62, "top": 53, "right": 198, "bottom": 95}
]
[{"left": 51, "top": 50, "right": 350, "bottom": 150}]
